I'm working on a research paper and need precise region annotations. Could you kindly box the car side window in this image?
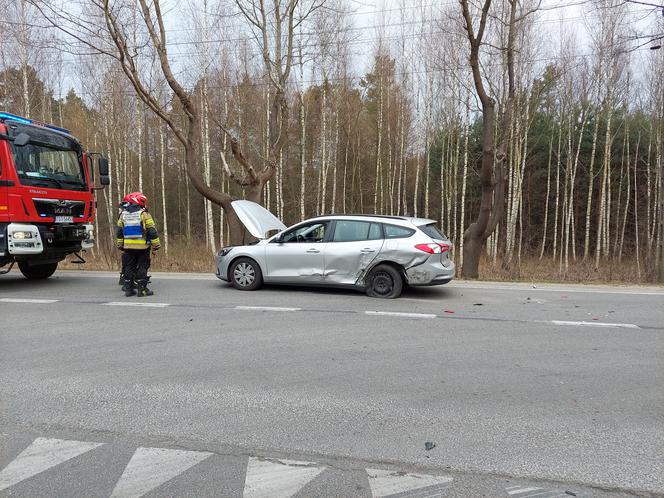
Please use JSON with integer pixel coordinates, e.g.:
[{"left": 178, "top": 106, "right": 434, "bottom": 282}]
[
  {"left": 368, "top": 223, "right": 383, "bottom": 240},
  {"left": 383, "top": 224, "right": 415, "bottom": 239},
  {"left": 281, "top": 222, "right": 328, "bottom": 243},
  {"left": 332, "top": 220, "right": 373, "bottom": 242}
]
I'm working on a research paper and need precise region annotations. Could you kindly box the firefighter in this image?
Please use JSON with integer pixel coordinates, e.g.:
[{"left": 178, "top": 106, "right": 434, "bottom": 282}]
[
  {"left": 116, "top": 192, "right": 161, "bottom": 297},
  {"left": 117, "top": 194, "right": 132, "bottom": 286}
]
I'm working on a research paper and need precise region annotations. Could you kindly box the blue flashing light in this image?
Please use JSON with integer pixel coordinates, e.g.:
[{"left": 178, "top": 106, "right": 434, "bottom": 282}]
[
  {"left": 0, "top": 112, "right": 32, "bottom": 125},
  {"left": 0, "top": 111, "right": 72, "bottom": 135}
]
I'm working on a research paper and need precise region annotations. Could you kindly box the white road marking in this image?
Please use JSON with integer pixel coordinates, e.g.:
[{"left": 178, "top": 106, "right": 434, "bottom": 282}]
[
  {"left": 366, "top": 468, "right": 453, "bottom": 497},
  {"left": 0, "top": 298, "right": 59, "bottom": 304},
  {"left": 236, "top": 306, "right": 301, "bottom": 312},
  {"left": 453, "top": 281, "right": 664, "bottom": 296},
  {"left": 365, "top": 311, "right": 436, "bottom": 319},
  {"left": 550, "top": 320, "right": 639, "bottom": 329},
  {"left": 506, "top": 486, "right": 570, "bottom": 497},
  {"left": 243, "top": 458, "right": 324, "bottom": 498},
  {"left": 110, "top": 447, "right": 212, "bottom": 498},
  {"left": 0, "top": 437, "right": 103, "bottom": 491},
  {"left": 508, "top": 487, "right": 541, "bottom": 495},
  {"left": 102, "top": 302, "right": 171, "bottom": 308}
]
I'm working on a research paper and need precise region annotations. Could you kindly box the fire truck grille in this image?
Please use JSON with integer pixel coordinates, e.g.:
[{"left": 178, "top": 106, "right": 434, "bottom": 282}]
[{"left": 33, "top": 199, "right": 86, "bottom": 218}]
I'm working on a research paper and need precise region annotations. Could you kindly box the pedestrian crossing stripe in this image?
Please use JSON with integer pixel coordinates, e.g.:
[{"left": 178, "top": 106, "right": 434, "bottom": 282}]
[
  {"left": 243, "top": 457, "right": 325, "bottom": 498},
  {"left": 110, "top": 447, "right": 213, "bottom": 498},
  {"left": 366, "top": 468, "right": 453, "bottom": 497},
  {"left": 0, "top": 437, "right": 103, "bottom": 491}
]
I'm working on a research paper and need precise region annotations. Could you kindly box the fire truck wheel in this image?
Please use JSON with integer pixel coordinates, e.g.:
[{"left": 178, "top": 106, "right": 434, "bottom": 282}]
[{"left": 18, "top": 261, "right": 58, "bottom": 280}]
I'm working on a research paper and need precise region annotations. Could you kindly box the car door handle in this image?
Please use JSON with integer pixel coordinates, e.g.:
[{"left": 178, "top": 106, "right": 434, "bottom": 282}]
[
  {"left": 360, "top": 248, "right": 375, "bottom": 253},
  {"left": 306, "top": 248, "right": 320, "bottom": 253}
]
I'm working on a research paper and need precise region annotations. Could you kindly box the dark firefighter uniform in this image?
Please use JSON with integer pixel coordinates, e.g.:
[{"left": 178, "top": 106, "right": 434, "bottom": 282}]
[{"left": 116, "top": 204, "right": 161, "bottom": 296}]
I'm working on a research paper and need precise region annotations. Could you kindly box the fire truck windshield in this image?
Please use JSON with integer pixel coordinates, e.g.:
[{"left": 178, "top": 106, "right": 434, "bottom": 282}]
[{"left": 8, "top": 127, "right": 87, "bottom": 192}]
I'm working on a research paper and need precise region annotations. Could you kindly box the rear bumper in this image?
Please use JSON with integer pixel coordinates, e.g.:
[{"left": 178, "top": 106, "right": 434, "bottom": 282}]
[{"left": 405, "top": 259, "right": 455, "bottom": 286}]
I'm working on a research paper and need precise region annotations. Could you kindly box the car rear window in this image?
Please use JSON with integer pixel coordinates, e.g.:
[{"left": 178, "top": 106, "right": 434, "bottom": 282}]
[
  {"left": 383, "top": 224, "right": 415, "bottom": 239},
  {"left": 418, "top": 223, "right": 447, "bottom": 240}
]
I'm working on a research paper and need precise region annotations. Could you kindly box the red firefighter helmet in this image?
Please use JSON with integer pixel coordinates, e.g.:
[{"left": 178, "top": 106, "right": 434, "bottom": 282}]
[{"left": 127, "top": 192, "right": 147, "bottom": 207}]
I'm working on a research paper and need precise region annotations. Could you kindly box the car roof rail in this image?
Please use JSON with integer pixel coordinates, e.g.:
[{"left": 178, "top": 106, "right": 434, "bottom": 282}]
[{"left": 326, "top": 213, "right": 409, "bottom": 221}]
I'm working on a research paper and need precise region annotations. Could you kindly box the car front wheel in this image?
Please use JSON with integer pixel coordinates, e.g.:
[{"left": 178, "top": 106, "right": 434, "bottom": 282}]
[
  {"left": 366, "top": 264, "right": 403, "bottom": 299},
  {"left": 230, "top": 257, "right": 263, "bottom": 291}
]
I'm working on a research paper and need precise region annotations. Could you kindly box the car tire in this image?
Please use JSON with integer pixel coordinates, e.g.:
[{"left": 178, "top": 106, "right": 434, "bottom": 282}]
[
  {"left": 18, "top": 261, "right": 58, "bottom": 280},
  {"left": 230, "top": 257, "right": 263, "bottom": 291},
  {"left": 366, "top": 264, "right": 403, "bottom": 299}
]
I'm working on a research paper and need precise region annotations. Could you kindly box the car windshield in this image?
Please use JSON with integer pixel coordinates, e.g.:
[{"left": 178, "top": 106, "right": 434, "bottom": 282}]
[{"left": 8, "top": 123, "right": 86, "bottom": 191}]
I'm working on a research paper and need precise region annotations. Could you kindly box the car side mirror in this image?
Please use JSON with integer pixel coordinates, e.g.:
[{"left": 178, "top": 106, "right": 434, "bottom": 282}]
[
  {"left": 14, "top": 132, "right": 30, "bottom": 147},
  {"left": 100, "top": 175, "right": 110, "bottom": 186}
]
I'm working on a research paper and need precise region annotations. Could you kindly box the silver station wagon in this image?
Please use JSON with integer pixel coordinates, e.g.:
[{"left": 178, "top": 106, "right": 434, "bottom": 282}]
[{"left": 215, "top": 200, "right": 455, "bottom": 298}]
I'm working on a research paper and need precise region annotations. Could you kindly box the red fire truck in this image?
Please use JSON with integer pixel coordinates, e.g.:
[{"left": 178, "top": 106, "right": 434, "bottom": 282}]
[{"left": 0, "top": 112, "right": 109, "bottom": 279}]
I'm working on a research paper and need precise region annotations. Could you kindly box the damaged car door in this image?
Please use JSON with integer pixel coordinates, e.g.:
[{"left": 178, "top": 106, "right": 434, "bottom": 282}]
[
  {"left": 264, "top": 220, "right": 329, "bottom": 283},
  {"left": 323, "top": 220, "right": 384, "bottom": 285}
]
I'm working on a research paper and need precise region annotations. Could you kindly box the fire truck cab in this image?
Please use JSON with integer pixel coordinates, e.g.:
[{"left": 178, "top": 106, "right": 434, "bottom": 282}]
[{"left": 0, "top": 112, "right": 109, "bottom": 279}]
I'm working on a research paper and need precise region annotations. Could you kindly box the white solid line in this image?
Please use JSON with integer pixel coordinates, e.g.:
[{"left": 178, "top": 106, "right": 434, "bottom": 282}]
[
  {"left": 551, "top": 320, "right": 639, "bottom": 329},
  {"left": 110, "top": 447, "right": 212, "bottom": 498},
  {"left": 365, "top": 311, "right": 436, "bottom": 319},
  {"left": 0, "top": 438, "right": 103, "bottom": 491},
  {"left": 243, "top": 458, "right": 325, "bottom": 498},
  {"left": 0, "top": 298, "right": 58, "bottom": 304},
  {"left": 103, "top": 302, "right": 171, "bottom": 308},
  {"left": 236, "top": 306, "right": 301, "bottom": 312},
  {"left": 453, "top": 281, "right": 664, "bottom": 296},
  {"left": 366, "top": 468, "right": 453, "bottom": 497}
]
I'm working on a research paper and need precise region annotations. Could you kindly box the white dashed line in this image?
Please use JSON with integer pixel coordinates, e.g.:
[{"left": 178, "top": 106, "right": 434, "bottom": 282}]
[
  {"left": 506, "top": 485, "right": 572, "bottom": 497},
  {"left": 0, "top": 298, "right": 59, "bottom": 304},
  {"left": 365, "top": 311, "right": 436, "bottom": 319},
  {"left": 102, "top": 302, "right": 171, "bottom": 308},
  {"left": 550, "top": 320, "right": 639, "bottom": 329},
  {"left": 235, "top": 306, "right": 301, "bottom": 312}
]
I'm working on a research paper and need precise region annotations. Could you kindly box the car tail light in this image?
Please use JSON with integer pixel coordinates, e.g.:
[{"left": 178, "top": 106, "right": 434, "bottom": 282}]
[{"left": 415, "top": 243, "right": 450, "bottom": 254}]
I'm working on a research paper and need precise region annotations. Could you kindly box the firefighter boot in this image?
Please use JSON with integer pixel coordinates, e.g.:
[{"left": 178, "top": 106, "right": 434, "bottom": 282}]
[
  {"left": 118, "top": 273, "right": 124, "bottom": 286},
  {"left": 122, "top": 279, "right": 137, "bottom": 297},
  {"left": 137, "top": 280, "right": 154, "bottom": 297}
]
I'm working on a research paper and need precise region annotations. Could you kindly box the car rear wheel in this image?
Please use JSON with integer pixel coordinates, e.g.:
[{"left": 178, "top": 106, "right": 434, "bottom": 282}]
[
  {"left": 18, "top": 261, "right": 58, "bottom": 280},
  {"left": 230, "top": 257, "right": 263, "bottom": 291},
  {"left": 366, "top": 264, "right": 403, "bottom": 299}
]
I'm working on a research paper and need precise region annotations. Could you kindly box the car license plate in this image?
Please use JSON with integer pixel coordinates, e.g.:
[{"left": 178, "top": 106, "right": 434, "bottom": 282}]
[{"left": 55, "top": 216, "right": 74, "bottom": 223}]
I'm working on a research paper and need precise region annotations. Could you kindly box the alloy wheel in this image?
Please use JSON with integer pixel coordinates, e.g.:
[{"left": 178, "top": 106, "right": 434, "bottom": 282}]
[{"left": 234, "top": 262, "right": 255, "bottom": 287}]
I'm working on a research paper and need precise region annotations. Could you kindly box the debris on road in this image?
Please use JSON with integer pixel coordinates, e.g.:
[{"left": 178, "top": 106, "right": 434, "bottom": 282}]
[{"left": 424, "top": 442, "right": 436, "bottom": 451}]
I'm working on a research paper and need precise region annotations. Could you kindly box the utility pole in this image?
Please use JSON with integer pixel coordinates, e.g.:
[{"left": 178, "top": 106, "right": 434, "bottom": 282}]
[
  {"left": 659, "top": 111, "right": 664, "bottom": 283},
  {"left": 659, "top": 82, "right": 664, "bottom": 283}
]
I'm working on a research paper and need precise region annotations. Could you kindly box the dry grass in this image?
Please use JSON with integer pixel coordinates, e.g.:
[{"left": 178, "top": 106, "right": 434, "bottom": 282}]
[
  {"left": 60, "top": 241, "right": 216, "bottom": 273},
  {"left": 62, "top": 242, "right": 657, "bottom": 285}
]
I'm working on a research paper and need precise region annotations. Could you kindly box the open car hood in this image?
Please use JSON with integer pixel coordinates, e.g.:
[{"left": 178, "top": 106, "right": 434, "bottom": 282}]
[{"left": 231, "top": 200, "right": 287, "bottom": 240}]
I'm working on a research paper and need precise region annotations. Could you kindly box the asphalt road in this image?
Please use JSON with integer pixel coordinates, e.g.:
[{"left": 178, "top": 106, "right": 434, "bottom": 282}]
[{"left": 0, "top": 271, "right": 662, "bottom": 498}]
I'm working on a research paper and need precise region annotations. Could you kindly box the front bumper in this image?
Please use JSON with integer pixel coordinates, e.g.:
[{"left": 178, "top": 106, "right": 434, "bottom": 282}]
[
  {"left": 1, "top": 222, "right": 90, "bottom": 260},
  {"left": 405, "top": 259, "right": 455, "bottom": 286},
  {"left": 215, "top": 251, "right": 231, "bottom": 281}
]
